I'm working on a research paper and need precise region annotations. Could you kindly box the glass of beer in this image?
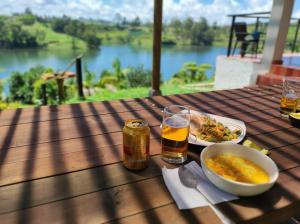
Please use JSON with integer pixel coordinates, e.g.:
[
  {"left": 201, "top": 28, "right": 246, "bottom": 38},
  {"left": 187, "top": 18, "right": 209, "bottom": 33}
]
[
  {"left": 161, "top": 105, "right": 190, "bottom": 164},
  {"left": 280, "top": 77, "right": 300, "bottom": 117}
]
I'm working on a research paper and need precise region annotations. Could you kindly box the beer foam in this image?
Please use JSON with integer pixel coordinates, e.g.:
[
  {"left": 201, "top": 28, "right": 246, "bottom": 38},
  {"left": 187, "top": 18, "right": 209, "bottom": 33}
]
[{"left": 164, "top": 116, "right": 189, "bottom": 128}]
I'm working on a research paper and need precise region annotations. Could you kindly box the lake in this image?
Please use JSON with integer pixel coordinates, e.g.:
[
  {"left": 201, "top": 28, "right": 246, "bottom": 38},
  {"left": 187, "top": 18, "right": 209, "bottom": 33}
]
[{"left": 0, "top": 45, "right": 227, "bottom": 81}]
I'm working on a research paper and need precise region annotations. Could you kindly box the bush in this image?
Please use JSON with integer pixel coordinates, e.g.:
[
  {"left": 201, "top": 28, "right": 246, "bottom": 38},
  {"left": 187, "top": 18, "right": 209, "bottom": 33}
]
[
  {"left": 83, "top": 65, "right": 96, "bottom": 88},
  {"left": 99, "top": 75, "right": 119, "bottom": 88},
  {"left": 172, "top": 62, "right": 211, "bottom": 83},
  {"left": 33, "top": 79, "right": 59, "bottom": 105},
  {"left": 167, "top": 77, "right": 185, "bottom": 85},
  {"left": 8, "top": 66, "right": 52, "bottom": 104},
  {"left": 126, "top": 66, "right": 152, "bottom": 88},
  {"left": 0, "top": 102, "right": 20, "bottom": 110},
  {"left": 0, "top": 79, "right": 4, "bottom": 100}
]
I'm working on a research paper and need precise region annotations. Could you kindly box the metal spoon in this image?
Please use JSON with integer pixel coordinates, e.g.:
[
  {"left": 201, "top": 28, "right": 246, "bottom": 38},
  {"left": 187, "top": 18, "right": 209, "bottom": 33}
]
[
  {"left": 178, "top": 165, "right": 198, "bottom": 188},
  {"left": 178, "top": 165, "right": 211, "bottom": 203}
]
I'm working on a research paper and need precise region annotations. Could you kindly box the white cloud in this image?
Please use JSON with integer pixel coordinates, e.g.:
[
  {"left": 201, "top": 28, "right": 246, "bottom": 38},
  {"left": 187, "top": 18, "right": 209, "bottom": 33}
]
[
  {"left": 0, "top": 0, "right": 275, "bottom": 25},
  {"left": 163, "top": 0, "right": 273, "bottom": 24}
]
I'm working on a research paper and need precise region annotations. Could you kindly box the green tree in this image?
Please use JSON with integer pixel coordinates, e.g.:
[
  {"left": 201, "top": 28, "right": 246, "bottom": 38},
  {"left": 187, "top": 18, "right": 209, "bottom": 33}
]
[
  {"left": 170, "top": 18, "right": 182, "bottom": 40},
  {"left": 8, "top": 72, "right": 26, "bottom": 102},
  {"left": 82, "top": 30, "right": 102, "bottom": 48},
  {"left": 190, "top": 18, "right": 213, "bottom": 46},
  {"left": 131, "top": 16, "right": 141, "bottom": 27},
  {"left": 64, "top": 20, "right": 81, "bottom": 49},
  {"left": 52, "top": 15, "right": 71, "bottom": 33},
  {"left": 183, "top": 17, "right": 194, "bottom": 40},
  {"left": 8, "top": 66, "right": 48, "bottom": 104},
  {"left": 0, "top": 20, "right": 39, "bottom": 48},
  {"left": 18, "top": 8, "right": 36, "bottom": 25}
]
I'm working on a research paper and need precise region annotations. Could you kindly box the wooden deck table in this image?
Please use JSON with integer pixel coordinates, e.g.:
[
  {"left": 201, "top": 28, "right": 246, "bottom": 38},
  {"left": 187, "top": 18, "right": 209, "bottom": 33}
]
[{"left": 0, "top": 84, "right": 299, "bottom": 224}]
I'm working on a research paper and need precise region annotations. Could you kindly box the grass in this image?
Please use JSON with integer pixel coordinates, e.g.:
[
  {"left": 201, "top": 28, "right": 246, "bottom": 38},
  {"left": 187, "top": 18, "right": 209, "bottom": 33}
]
[
  {"left": 99, "top": 27, "right": 153, "bottom": 47},
  {"left": 66, "top": 81, "right": 214, "bottom": 104},
  {"left": 23, "top": 22, "right": 88, "bottom": 50}
]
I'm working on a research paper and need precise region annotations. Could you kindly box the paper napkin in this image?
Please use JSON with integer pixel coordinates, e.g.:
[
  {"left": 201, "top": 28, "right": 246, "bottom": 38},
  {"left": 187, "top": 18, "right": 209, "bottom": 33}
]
[{"left": 162, "top": 161, "right": 238, "bottom": 224}]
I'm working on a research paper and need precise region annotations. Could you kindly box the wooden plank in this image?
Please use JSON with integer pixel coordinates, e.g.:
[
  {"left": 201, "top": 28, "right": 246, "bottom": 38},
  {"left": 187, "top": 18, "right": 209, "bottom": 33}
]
[
  {"left": 109, "top": 204, "right": 222, "bottom": 224},
  {"left": 0, "top": 85, "right": 280, "bottom": 128},
  {"left": 0, "top": 104, "right": 279, "bottom": 154},
  {"left": 1, "top": 166, "right": 300, "bottom": 224},
  {"left": 1, "top": 86, "right": 297, "bottom": 224},
  {"left": 0, "top": 97, "right": 282, "bottom": 150},
  {"left": 270, "top": 143, "right": 300, "bottom": 171},
  {"left": 0, "top": 176, "right": 174, "bottom": 224},
  {"left": 245, "top": 84, "right": 282, "bottom": 93},
  {"left": 245, "top": 117, "right": 293, "bottom": 136},
  {"left": 1, "top": 142, "right": 298, "bottom": 217},
  {"left": 0, "top": 138, "right": 160, "bottom": 186},
  {"left": 1, "top": 125, "right": 299, "bottom": 187},
  {"left": 0, "top": 112, "right": 297, "bottom": 186},
  {"left": 0, "top": 155, "right": 164, "bottom": 214},
  {"left": 146, "top": 91, "right": 279, "bottom": 110},
  {"left": 0, "top": 107, "right": 163, "bottom": 149},
  {"left": 0, "top": 126, "right": 160, "bottom": 165},
  {"left": 248, "top": 127, "right": 300, "bottom": 149},
  {"left": 216, "top": 167, "right": 300, "bottom": 224},
  {"left": 0, "top": 99, "right": 146, "bottom": 127}
]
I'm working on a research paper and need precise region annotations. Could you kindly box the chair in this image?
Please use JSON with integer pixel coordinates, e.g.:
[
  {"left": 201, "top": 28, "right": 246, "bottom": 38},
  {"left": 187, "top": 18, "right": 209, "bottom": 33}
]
[{"left": 232, "top": 22, "right": 261, "bottom": 57}]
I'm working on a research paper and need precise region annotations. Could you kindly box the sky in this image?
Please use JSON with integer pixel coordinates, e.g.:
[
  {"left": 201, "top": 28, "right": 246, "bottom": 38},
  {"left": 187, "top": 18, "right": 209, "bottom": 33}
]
[{"left": 0, "top": 0, "right": 300, "bottom": 25}]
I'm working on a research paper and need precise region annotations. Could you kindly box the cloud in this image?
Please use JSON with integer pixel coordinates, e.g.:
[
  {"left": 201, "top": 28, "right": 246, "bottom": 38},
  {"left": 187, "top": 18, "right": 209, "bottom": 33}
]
[{"left": 0, "top": 0, "right": 278, "bottom": 25}]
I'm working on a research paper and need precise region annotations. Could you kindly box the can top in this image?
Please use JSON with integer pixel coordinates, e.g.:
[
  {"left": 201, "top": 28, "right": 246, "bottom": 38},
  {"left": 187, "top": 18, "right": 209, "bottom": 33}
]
[{"left": 125, "top": 119, "right": 148, "bottom": 129}]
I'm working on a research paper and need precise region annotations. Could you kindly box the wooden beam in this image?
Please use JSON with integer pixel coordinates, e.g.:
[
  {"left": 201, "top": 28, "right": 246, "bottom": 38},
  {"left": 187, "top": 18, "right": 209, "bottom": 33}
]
[{"left": 150, "top": 0, "right": 162, "bottom": 96}]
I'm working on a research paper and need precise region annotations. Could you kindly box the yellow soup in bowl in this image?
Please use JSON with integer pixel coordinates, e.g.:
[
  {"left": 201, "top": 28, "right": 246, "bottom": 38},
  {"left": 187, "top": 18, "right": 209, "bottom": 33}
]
[{"left": 205, "top": 154, "right": 269, "bottom": 184}]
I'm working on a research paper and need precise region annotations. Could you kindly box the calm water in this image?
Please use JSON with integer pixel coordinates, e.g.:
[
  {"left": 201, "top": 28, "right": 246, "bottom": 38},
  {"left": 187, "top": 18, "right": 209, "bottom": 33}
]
[{"left": 0, "top": 45, "right": 227, "bottom": 80}]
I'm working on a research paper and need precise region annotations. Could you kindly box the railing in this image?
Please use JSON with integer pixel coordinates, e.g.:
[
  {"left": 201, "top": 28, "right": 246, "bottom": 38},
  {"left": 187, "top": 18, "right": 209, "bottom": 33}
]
[
  {"left": 41, "top": 56, "right": 84, "bottom": 105},
  {"left": 227, "top": 11, "right": 300, "bottom": 57}
]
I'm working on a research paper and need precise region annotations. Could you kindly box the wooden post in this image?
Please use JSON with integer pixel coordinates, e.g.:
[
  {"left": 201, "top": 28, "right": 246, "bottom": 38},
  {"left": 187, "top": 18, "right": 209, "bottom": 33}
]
[
  {"left": 76, "top": 57, "right": 85, "bottom": 100},
  {"left": 56, "top": 79, "right": 65, "bottom": 104},
  {"left": 254, "top": 17, "right": 260, "bottom": 32},
  {"left": 292, "top": 19, "right": 300, "bottom": 53},
  {"left": 149, "top": 0, "right": 162, "bottom": 96},
  {"left": 227, "top": 16, "right": 236, "bottom": 57},
  {"left": 41, "top": 83, "right": 47, "bottom": 106}
]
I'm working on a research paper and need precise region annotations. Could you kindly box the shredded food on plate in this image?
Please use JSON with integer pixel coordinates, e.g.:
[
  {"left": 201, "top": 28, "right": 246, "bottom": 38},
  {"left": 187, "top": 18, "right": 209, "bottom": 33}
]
[{"left": 190, "top": 114, "right": 241, "bottom": 142}]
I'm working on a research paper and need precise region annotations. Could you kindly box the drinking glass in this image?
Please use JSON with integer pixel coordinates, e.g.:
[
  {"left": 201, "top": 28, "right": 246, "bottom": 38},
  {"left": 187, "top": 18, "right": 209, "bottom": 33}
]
[
  {"left": 280, "top": 77, "right": 300, "bottom": 117},
  {"left": 161, "top": 105, "right": 190, "bottom": 164}
]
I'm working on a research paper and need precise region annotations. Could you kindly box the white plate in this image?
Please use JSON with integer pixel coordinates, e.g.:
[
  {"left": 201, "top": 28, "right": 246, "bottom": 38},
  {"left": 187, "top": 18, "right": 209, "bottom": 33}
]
[{"left": 188, "top": 110, "right": 246, "bottom": 146}]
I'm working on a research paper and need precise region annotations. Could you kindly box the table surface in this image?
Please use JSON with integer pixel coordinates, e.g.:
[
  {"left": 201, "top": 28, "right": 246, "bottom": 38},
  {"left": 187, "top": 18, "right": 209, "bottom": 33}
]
[{"left": 0, "top": 84, "right": 299, "bottom": 224}]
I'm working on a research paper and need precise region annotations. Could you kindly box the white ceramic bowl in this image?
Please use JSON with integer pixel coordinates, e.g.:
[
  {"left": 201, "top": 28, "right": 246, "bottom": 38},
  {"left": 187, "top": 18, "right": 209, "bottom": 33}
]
[{"left": 200, "top": 143, "right": 279, "bottom": 196}]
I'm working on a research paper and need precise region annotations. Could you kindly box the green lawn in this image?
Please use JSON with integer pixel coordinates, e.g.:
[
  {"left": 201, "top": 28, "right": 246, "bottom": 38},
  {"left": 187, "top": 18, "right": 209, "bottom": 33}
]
[
  {"left": 66, "top": 82, "right": 214, "bottom": 104},
  {"left": 23, "top": 22, "right": 87, "bottom": 50}
]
